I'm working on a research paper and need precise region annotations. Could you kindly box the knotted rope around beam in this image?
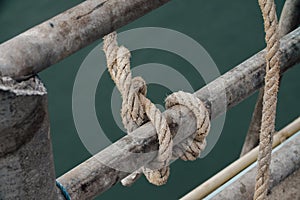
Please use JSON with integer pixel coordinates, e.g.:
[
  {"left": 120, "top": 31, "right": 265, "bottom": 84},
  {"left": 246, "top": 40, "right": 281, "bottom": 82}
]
[
  {"left": 254, "top": 0, "right": 281, "bottom": 199},
  {"left": 103, "top": 32, "right": 210, "bottom": 186}
]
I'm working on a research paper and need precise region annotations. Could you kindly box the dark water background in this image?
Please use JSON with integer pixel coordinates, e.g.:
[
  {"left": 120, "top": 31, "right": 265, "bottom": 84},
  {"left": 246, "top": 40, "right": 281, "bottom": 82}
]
[{"left": 1, "top": 0, "right": 299, "bottom": 199}]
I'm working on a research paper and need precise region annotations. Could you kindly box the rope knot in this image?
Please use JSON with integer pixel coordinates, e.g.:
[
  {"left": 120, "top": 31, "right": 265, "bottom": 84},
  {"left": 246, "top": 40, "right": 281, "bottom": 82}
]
[
  {"left": 131, "top": 77, "right": 147, "bottom": 95},
  {"left": 103, "top": 32, "right": 211, "bottom": 186},
  {"left": 104, "top": 32, "right": 172, "bottom": 186},
  {"left": 124, "top": 76, "right": 147, "bottom": 127},
  {"left": 166, "top": 91, "right": 210, "bottom": 161}
]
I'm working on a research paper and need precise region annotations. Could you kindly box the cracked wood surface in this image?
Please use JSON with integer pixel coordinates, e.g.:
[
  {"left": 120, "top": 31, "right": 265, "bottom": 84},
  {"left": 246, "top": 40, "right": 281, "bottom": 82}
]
[{"left": 0, "top": 0, "right": 170, "bottom": 80}]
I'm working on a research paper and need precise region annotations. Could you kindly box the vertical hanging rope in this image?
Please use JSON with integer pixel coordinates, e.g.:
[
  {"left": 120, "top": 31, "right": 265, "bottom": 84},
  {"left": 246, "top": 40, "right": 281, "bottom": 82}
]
[{"left": 254, "top": 0, "right": 280, "bottom": 199}]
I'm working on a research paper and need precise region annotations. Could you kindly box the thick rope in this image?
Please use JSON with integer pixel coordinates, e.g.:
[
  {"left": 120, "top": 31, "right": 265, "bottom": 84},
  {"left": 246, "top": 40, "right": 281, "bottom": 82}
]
[
  {"left": 103, "top": 32, "right": 172, "bottom": 186},
  {"left": 254, "top": 0, "right": 281, "bottom": 199},
  {"left": 165, "top": 91, "right": 210, "bottom": 161},
  {"left": 103, "top": 32, "right": 210, "bottom": 186}
]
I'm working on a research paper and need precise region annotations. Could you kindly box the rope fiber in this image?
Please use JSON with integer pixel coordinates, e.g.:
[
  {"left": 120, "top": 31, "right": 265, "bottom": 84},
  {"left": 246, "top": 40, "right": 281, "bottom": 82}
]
[
  {"left": 103, "top": 32, "right": 210, "bottom": 186},
  {"left": 254, "top": 0, "right": 281, "bottom": 199}
]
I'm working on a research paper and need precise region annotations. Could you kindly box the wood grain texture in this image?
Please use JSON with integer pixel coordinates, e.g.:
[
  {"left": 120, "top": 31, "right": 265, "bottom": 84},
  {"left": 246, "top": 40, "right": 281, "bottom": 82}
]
[
  {"left": 0, "top": 0, "right": 170, "bottom": 80},
  {"left": 180, "top": 117, "right": 300, "bottom": 200},
  {"left": 209, "top": 133, "right": 300, "bottom": 200}
]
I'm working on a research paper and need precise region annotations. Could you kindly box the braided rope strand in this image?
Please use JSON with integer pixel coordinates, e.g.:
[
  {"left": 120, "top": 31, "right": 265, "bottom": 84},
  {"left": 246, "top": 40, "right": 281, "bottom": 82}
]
[
  {"left": 254, "top": 0, "right": 280, "bottom": 199},
  {"left": 103, "top": 32, "right": 211, "bottom": 187},
  {"left": 103, "top": 32, "right": 173, "bottom": 186},
  {"left": 165, "top": 91, "right": 210, "bottom": 161}
]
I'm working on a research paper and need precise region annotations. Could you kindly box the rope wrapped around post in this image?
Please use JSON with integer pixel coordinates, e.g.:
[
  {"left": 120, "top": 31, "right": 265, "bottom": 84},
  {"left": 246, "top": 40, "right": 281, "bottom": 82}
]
[
  {"left": 103, "top": 32, "right": 210, "bottom": 186},
  {"left": 254, "top": 0, "right": 281, "bottom": 199}
]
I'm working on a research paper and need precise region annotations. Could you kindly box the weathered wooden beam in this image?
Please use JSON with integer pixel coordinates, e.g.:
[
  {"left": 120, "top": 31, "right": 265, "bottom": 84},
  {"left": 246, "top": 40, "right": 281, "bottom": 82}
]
[
  {"left": 279, "top": 0, "right": 300, "bottom": 37},
  {"left": 240, "top": 89, "right": 263, "bottom": 156},
  {"left": 180, "top": 117, "right": 300, "bottom": 200},
  {"left": 0, "top": 77, "right": 57, "bottom": 199},
  {"left": 196, "top": 28, "right": 300, "bottom": 119},
  {"left": 266, "top": 168, "right": 300, "bottom": 199},
  {"left": 206, "top": 132, "right": 300, "bottom": 200},
  {"left": 0, "top": 0, "right": 170, "bottom": 80},
  {"left": 57, "top": 28, "right": 300, "bottom": 200}
]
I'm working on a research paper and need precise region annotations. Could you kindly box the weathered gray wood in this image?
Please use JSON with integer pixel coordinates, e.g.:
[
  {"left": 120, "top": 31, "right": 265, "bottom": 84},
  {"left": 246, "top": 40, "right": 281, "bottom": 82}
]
[
  {"left": 240, "top": 0, "right": 300, "bottom": 157},
  {"left": 0, "top": 77, "right": 57, "bottom": 199},
  {"left": 266, "top": 168, "right": 300, "bottom": 200},
  {"left": 209, "top": 133, "right": 300, "bottom": 200},
  {"left": 58, "top": 106, "right": 196, "bottom": 200},
  {"left": 195, "top": 28, "right": 300, "bottom": 119},
  {"left": 279, "top": 0, "right": 300, "bottom": 37},
  {"left": 57, "top": 28, "right": 300, "bottom": 200},
  {"left": 0, "top": 0, "right": 170, "bottom": 80},
  {"left": 240, "top": 89, "right": 263, "bottom": 156}
]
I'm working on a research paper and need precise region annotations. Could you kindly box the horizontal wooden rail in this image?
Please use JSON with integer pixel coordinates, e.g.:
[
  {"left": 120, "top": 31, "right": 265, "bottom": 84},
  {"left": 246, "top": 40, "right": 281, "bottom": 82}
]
[
  {"left": 181, "top": 117, "right": 300, "bottom": 200},
  {"left": 0, "top": 0, "right": 170, "bottom": 80},
  {"left": 206, "top": 131, "right": 300, "bottom": 199},
  {"left": 57, "top": 28, "right": 300, "bottom": 200}
]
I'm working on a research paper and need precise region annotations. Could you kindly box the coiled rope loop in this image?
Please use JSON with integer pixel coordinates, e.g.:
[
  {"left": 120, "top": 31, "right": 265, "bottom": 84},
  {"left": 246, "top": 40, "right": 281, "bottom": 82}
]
[
  {"left": 166, "top": 91, "right": 210, "bottom": 161},
  {"left": 103, "top": 32, "right": 210, "bottom": 186}
]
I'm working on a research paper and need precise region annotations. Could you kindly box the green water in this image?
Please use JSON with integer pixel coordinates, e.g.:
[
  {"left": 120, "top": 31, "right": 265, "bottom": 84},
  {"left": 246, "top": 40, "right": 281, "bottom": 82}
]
[{"left": 1, "top": 0, "right": 299, "bottom": 199}]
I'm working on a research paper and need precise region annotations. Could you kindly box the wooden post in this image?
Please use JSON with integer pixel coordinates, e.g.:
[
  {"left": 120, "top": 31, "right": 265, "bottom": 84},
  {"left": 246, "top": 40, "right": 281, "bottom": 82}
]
[{"left": 0, "top": 77, "right": 57, "bottom": 199}]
